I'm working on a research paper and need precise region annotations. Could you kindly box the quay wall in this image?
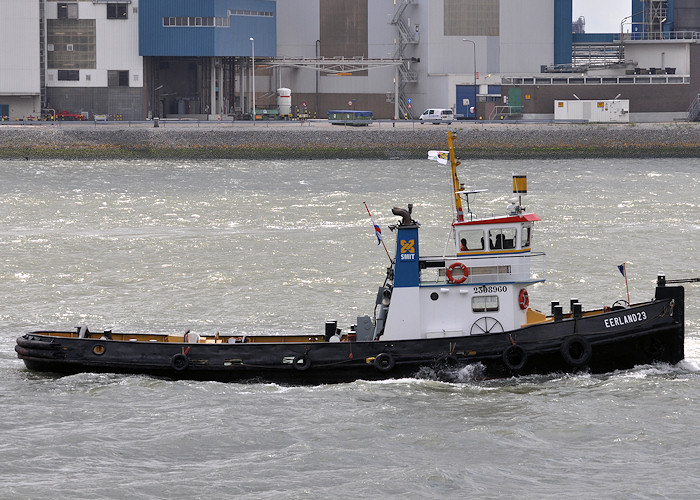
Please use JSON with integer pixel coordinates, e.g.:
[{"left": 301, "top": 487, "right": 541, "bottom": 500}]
[{"left": 0, "top": 121, "right": 698, "bottom": 160}]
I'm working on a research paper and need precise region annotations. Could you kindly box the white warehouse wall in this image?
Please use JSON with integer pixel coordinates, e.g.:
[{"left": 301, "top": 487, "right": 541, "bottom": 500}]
[
  {"left": 0, "top": 0, "right": 40, "bottom": 95},
  {"left": 499, "top": 0, "right": 554, "bottom": 73}
]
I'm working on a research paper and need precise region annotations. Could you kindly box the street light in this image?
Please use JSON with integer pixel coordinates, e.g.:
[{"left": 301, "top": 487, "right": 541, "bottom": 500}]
[
  {"left": 250, "top": 37, "right": 255, "bottom": 121},
  {"left": 153, "top": 85, "right": 163, "bottom": 119},
  {"left": 462, "top": 38, "right": 476, "bottom": 119},
  {"left": 315, "top": 39, "right": 320, "bottom": 117}
]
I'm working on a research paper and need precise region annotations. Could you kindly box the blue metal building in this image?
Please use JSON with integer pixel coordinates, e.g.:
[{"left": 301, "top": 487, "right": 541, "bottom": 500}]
[
  {"left": 139, "top": 0, "right": 276, "bottom": 57},
  {"left": 138, "top": 0, "right": 277, "bottom": 119},
  {"left": 553, "top": 0, "right": 573, "bottom": 65}
]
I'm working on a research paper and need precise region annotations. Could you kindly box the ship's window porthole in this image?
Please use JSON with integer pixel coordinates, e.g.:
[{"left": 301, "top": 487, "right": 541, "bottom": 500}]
[
  {"left": 430, "top": 292, "right": 439, "bottom": 301},
  {"left": 93, "top": 345, "right": 106, "bottom": 355},
  {"left": 472, "top": 295, "right": 499, "bottom": 312}
]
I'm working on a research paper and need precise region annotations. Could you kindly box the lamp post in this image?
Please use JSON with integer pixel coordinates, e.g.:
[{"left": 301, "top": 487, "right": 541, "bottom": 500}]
[
  {"left": 153, "top": 84, "right": 163, "bottom": 119},
  {"left": 462, "top": 38, "right": 476, "bottom": 119},
  {"left": 659, "top": 17, "right": 666, "bottom": 39},
  {"left": 315, "top": 39, "right": 320, "bottom": 117},
  {"left": 250, "top": 37, "right": 255, "bottom": 122}
]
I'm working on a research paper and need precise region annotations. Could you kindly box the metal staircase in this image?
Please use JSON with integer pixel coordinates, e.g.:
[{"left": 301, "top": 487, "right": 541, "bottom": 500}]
[
  {"left": 688, "top": 94, "right": 700, "bottom": 122},
  {"left": 388, "top": 0, "right": 418, "bottom": 118}
]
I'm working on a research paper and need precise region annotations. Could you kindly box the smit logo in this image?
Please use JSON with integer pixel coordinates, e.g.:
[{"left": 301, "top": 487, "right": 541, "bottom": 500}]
[{"left": 400, "top": 239, "right": 415, "bottom": 260}]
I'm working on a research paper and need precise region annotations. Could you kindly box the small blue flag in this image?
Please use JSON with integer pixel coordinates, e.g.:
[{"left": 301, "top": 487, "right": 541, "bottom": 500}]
[{"left": 617, "top": 264, "right": 626, "bottom": 277}]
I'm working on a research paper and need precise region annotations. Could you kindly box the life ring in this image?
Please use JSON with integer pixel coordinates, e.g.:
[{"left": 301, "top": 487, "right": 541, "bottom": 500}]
[
  {"left": 292, "top": 354, "right": 312, "bottom": 371},
  {"left": 519, "top": 289, "right": 529, "bottom": 310},
  {"left": 374, "top": 352, "right": 395, "bottom": 372},
  {"left": 170, "top": 353, "right": 189, "bottom": 372},
  {"left": 446, "top": 262, "right": 469, "bottom": 284},
  {"left": 559, "top": 335, "right": 592, "bottom": 367},
  {"left": 502, "top": 345, "right": 528, "bottom": 371}
]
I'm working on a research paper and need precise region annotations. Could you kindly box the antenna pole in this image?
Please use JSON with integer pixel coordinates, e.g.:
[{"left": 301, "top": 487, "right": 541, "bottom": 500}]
[{"left": 448, "top": 131, "right": 464, "bottom": 222}]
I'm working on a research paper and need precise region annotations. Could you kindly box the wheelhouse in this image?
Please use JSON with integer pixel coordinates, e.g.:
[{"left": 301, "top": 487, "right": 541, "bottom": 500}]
[{"left": 455, "top": 213, "right": 540, "bottom": 255}]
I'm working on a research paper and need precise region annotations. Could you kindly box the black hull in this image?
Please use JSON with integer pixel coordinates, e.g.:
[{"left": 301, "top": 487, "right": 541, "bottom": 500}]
[{"left": 16, "top": 287, "right": 685, "bottom": 384}]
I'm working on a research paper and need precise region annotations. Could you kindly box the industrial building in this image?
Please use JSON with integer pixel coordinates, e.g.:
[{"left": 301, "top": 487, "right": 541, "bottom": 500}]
[
  {"left": 1, "top": 0, "right": 698, "bottom": 122},
  {"left": 0, "top": 1, "right": 41, "bottom": 119}
]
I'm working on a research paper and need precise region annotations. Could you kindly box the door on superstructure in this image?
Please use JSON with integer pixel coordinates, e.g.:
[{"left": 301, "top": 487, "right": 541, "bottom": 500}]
[
  {"left": 0, "top": 104, "right": 9, "bottom": 120},
  {"left": 456, "top": 85, "right": 476, "bottom": 119}
]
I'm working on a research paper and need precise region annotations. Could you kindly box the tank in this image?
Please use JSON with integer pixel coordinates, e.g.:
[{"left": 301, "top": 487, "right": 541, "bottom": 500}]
[{"left": 277, "top": 88, "right": 291, "bottom": 117}]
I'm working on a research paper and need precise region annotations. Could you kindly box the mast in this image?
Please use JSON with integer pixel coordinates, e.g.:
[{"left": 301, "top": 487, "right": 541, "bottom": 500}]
[{"left": 448, "top": 132, "right": 464, "bottom": 222}]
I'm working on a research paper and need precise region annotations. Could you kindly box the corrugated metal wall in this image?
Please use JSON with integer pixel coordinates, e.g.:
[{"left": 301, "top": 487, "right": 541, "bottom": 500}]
[
  {"left": 319, "top": 0, "right": 367, "bottom": 58},
  {"left": 138, "top": 0, "right": 276, "bottom": 57}
]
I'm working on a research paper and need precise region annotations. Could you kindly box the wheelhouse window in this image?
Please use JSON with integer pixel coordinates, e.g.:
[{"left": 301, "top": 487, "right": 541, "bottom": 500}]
[
  {"left": 458, "top": 229, "right": 484, "bottom": 252},
  {"left": 489, "top": 227, "right": 517, "bottom": 250},
  {"left": 107, "top": 4, "right": 128, "bottom": 20},
  {"left": 521, "top": 224, "right": 532, "bottom": 248},
  {"left": 472, "top": 295, "right": 499, "bottom": 312}
]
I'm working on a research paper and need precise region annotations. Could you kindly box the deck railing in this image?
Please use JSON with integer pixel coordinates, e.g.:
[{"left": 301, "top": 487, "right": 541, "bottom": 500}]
[{"left": 419, "top": 252, "right": 546, "bottom": 286}]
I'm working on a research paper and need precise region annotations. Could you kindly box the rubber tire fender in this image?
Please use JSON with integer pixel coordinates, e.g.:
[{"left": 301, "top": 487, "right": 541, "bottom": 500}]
[
  {"left": 292, "top": 354, "right": 312, "bottom": 371},
  {"left": 170, "top": 353, "right": 189, "bottom": 372},
  {"left": 559, "top": 335, "right": 592, "bottom": 368},
  {"left": 502, "top": 345, "right": 528, "bottom": 371},
  {"left": 374, "top": 352, "right": 395, "bottom": 373}
]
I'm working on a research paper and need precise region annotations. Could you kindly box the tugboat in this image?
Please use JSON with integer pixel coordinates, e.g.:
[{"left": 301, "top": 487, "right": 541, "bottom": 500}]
[{"left": 16, "top": 132, "right": 686, "bottom": 383}]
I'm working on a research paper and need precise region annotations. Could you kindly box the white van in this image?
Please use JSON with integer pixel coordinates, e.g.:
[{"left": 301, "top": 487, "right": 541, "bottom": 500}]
[{"left": 419, "top": 108, "right": 454, "bottom": 124}]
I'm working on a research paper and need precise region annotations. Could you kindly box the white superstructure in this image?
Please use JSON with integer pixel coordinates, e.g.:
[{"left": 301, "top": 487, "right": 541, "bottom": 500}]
[{"left": 375, "top": 133, "right": 546, "bottom": 342}]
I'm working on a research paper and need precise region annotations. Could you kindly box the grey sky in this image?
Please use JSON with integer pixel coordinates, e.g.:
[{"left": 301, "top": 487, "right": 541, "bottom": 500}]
[{"left": 572, "top": 0, "right": 632, "bottom": 33}]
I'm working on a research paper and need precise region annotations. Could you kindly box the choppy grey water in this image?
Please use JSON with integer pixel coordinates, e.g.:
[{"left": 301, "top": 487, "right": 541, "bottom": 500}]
[{"left": 1, "top": 156, "right": 699, "bottom": 499}]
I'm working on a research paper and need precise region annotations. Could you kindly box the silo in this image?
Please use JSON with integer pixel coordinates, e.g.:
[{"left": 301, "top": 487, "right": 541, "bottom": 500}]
[{"left": 277, "top": 88, "right": 292, "bottom": 117}]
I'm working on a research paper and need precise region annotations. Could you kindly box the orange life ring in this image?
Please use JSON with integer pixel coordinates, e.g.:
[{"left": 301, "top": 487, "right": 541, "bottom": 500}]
[
  {"left": 519, "top": 289, "right": 529, "bottom": 310},
  {"left": 446, "top": 262, "right": 469, "bottom": 284}
]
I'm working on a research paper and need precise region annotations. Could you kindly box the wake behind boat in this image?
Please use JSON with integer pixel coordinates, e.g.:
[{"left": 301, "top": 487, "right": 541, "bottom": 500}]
[{"left": 16, "top": 133, "right": 686, "bottom": 383}]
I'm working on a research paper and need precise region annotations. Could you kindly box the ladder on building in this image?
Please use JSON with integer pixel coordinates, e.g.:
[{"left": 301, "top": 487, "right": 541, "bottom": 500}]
[
  {"left": 388, "top": 0, "right": 418, "bottom": 119},
  {"left": 688, "top": 94, "right": 700, "bottom": 122},
  {"left": 39, "top": 0, "right": 46, "bottom": 108}
]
